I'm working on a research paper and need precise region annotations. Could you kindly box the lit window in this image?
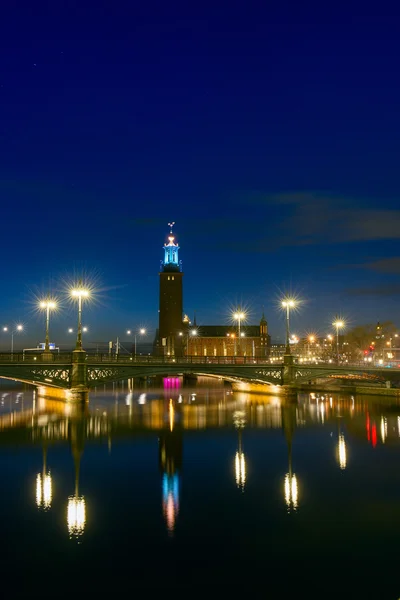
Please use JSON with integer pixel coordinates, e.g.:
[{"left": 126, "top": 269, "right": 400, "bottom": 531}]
[
  {"left": 168, "top": 276, "right": 170, "bottom": 280},
  {"left": 172, "top": 276, "right": 174, "bottom": 280}
]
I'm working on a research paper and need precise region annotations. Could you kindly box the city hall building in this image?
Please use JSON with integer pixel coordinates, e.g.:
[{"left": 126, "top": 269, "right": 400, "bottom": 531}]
[{"left": 155, "top": 224, "right": 270, "bottom": 358}]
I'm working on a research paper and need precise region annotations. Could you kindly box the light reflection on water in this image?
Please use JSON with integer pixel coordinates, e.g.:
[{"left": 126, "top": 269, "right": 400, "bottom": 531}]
[{"left": 1, "top": 379, "right": 400, "bottom": 593}]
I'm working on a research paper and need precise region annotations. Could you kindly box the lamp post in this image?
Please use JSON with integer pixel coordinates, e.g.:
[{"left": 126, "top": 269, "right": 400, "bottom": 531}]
[
  {"left": 233, "top": 308, "right": 245, "bottom": 339},
  {"left": 281, "top": 299, "right": 296, "bottom": 354},
  {"left": 39, "top": 299, "right": 57, "bottom": 352},
  {"left": 233, "top": 306, "right": 246, "bottom": 355},
  {"left": 3, "top": 325, "right": 23, "bottom": 356},
  {"left": 186, "top": 329, "right": 197, "bottom": 356},
  {"left": 333, "top": 318, "right": 344, "bottom": 364},
  {"left": 127, "top": 328, "right": 146, "bottom": 357},
  {"left": 71, "top": 284, "right": 89, "bottom": 351},
  {"left": 307, "top": 335, "right": 315, "bottom": 361}
]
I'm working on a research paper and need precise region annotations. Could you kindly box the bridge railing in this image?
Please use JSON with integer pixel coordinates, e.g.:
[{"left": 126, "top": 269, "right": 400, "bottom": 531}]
[
  {"left": 85, "top": 354, "right": 274, "bottom": 365},
  {"left": 0, "top": 352, "right": 274, "bottom": 365},
  {"left": 0, "top": 353, "right": 73, "bottom": 363},
  {"left": 0, "top": 352, "right": 396, "bottom": 370}
]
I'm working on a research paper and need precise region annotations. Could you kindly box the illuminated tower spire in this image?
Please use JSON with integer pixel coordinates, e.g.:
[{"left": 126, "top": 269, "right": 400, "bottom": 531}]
[
  {"left": 158, "top": 223, "right": 184, "bottom": 356},
  {"left": 162, "top": 221, "right": 181, "bottom": 272}
]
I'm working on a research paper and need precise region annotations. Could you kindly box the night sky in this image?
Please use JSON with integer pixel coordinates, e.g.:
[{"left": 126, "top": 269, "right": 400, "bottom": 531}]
[{"left": 1, "top": 2, "right": 400, "bottom": 350}]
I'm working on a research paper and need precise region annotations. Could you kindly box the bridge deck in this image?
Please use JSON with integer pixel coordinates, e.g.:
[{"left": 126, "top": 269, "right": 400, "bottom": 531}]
[{"left": 0, "top": 353, "right": 398, "bottom": 390}]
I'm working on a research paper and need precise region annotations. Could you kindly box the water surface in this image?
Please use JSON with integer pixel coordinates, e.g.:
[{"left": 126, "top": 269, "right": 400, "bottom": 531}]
[{"left": 1, "top": 378, "right": 399, "bottom": 596}]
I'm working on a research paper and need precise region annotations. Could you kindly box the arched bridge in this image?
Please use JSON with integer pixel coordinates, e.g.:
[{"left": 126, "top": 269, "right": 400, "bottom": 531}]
[{"left": 0, "top": 351, "right": 398, "bottom": 390}]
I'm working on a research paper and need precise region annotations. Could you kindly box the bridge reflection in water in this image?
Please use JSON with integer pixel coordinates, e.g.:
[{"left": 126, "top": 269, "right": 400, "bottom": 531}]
[{"left": 1, "top": 381, "right": 400, "bottom": 541}]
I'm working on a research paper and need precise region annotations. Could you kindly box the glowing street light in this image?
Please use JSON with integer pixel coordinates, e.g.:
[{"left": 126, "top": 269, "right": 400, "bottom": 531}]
[
  {"left": 186, "top": 328, "right": 197, "bottom": 356},
  {"left": 39, "top": 299, "right": 57, "bottom": 352},
  {"left": 3, "top": 324, "right": 23, "bottom": 356},
  {"left": 233, "top": 308, "right": 246, "bottom": 339},
  {"left": 333, "top": 318, "right": 345, "bottom": 363},
  {"left": 127, "top": 327, "right": 146, "bottom": 356},
  {"left": 281, "top": 299, "right": 296, "bottom": 354},
  {"left": 71, "top": 283, "right": 89, "bottom": 351}
]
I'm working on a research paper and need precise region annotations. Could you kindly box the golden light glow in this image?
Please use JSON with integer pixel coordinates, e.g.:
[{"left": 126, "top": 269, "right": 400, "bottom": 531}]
[
  {"left": 235, "top": 451, "right": 246, "bottom": 489},
  {"left": 169, "top": 399, "right": 174, "bottom": 432},
  {"left": 36, "top": 472, "right": 52, "bottom": 509},
  {"left": 67, "top": 495, "right": 86, "bottom": 539},
  {"left": 380, "top": 417, "right": 387, "bottom": 444},
  {"left": 338, "top": 434, "right": 347, "bottom": 469},
  {"left": 71, "top": 288, "right": 89, "bottom": 298},
  {"left": 333, "top": 320, "right": 344, "bottom": 329},
  {"left": 284, "top": 473, "right": 298, "bottom": 510},
  {"left": 233, "top": 311, "right": 246, "bottom": 320},
  {"left": 39, "top": 300, "right": 57, "bottom": 309},
  {"left": 281, "top": 299, "right": 296, "bottom": 308}
]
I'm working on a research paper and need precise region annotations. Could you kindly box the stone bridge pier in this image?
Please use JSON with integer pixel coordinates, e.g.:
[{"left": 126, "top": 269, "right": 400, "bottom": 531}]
[{"left": 71, "top": 350, "right": 88, "bottom": 390}]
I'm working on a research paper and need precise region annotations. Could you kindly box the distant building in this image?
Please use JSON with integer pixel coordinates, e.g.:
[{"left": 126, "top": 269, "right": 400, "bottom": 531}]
[
  {"left": 186, "top": 315, "right": 270, "bottom": 358},
  {"left": 155, "top": 223, "right": 271, "bottom": 357}
]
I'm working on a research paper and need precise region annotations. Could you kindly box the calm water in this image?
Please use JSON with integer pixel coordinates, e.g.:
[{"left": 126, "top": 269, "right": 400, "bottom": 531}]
[{"left": 1, "top": 377, "right": 400, "bottom": 596}]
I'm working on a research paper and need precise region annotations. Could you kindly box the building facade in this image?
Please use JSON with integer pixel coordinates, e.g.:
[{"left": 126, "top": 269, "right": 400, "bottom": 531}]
[{"left": 186, "top": 317, "right": 270, "bottom": 358}]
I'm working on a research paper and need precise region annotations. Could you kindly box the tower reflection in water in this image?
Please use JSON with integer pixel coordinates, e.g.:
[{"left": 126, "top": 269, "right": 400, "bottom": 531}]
[
  {"left": 67, "top": 416, "right": 86, "bottom": 541},
  {"left": 159, "top": 399, "right": 182, "bottom": 535},
  {"left": 282, "top": 404, "right": 299, "bottom": 512},
  {"left": 36, "top": 444, "right": 52, "bottom": 510},
  {"left": 233, "top": 410, "right": 246, "bottom": 491}
]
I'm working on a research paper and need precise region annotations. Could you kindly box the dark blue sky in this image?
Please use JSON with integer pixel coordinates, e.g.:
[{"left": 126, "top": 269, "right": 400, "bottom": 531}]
[{"left": 1, "top": 2, "right": 400, "bottom": 349}]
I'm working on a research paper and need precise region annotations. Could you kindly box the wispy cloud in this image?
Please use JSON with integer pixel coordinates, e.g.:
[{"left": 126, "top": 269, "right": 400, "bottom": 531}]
[
  {"left": 362, "top": 257, "right": 400, "bottom": 274},
  {"left": 346, "top": 283, "right": 400, "bottom": 297},
  {"left": 242, "top": 191, "right": 400, "bottom": 247}
]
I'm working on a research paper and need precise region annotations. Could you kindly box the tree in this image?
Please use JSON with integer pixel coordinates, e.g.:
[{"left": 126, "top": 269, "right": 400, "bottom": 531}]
[{"left": 345, "top": 321, "right": 397, "bottom": 361}]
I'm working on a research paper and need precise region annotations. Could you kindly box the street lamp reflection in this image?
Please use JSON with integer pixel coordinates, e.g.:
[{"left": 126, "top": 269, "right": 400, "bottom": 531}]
[{"left": 67, "top": 495, "right": 86, "bottom": 538}]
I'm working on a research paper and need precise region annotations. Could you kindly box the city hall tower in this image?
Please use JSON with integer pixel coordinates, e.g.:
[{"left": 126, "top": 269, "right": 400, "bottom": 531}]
[{"left": 158, "top": 222, "right": 184, "bottom": 356}]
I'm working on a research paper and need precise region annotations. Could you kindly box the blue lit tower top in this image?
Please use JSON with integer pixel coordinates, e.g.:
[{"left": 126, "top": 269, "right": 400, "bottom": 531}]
[{"left": 162, "top": 222, "right": 181, "bottom": 272}]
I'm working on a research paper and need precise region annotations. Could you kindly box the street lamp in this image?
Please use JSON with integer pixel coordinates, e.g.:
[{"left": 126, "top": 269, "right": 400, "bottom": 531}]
[
  {"left": 281, "top": 299, "right": 296, "bottom": 354},
  {"left": 186, "top": 328, "right": 197, "bottom": 356},
  {"left": 333, "top": 318, "right": 344, "bottom": 363},
  {"left": 308, "top": 335, "right": 315, "bottom": 360},
  {"left": 233, "top": 308, "right": 246, "bottom": 339},
  {"left": 127, "top": 328, "right": 146, "bottom": 356},
  {"left": 39, "top": 299, "right": 57, "bottom": 352},
  {"left": 3, "top": 324, "right": 23, "bottom": 356},
  {"left": 71, "top": 284, "right": 89, "bottom": 351},
  {"left": 68, "top": 327, "right": 88, "bottom": 333}
]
